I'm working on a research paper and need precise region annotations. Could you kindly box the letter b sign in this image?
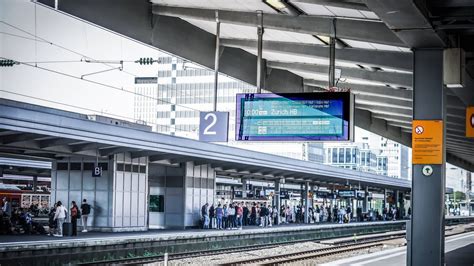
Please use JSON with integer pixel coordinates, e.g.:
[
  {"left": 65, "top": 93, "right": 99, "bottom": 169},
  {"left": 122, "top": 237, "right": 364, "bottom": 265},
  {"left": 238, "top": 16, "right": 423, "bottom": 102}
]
[
  {"left": 199, "top": 112, "right": 229, "bottom": 142},
  {"left": 92, "top": 166, "right": 102, "bottom": 177}
]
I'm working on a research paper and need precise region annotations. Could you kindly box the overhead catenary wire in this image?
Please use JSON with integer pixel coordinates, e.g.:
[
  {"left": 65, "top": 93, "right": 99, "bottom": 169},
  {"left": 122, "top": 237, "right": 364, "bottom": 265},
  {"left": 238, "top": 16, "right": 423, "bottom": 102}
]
[
  {"left": 0, "top": 56, "right": 204, "bottom": 113},
  {"left": 0, "top": 89, "right": 196, "bottom": 134},
  {"left": 0, "top": 20, "right": 243, "bottom": 119},
  {"left": 0, "top": 21, "right": 243, "bottom": 122},
  {"left": 0, "top": 21, "right": 139, "bottom": 78}
]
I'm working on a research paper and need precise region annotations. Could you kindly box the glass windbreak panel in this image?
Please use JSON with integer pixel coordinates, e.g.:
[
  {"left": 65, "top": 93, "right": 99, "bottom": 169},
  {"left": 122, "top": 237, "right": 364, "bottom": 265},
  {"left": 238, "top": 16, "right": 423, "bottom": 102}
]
[
  {"left": 338, "top": 148, "right": 344, "bottom": 163},
  {"left": 149, "top": 195, "right": 164, "bottom": 212}
]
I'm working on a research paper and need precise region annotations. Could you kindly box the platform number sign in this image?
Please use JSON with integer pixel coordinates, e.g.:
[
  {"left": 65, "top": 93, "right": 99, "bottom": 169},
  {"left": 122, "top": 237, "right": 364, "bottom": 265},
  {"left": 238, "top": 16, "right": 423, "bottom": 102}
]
[
  {"left": 199, "top": 112, "right": 229, "bottom": 142},
  {"left": 92, "top": 165, "right": 102, "bottom": 177}
]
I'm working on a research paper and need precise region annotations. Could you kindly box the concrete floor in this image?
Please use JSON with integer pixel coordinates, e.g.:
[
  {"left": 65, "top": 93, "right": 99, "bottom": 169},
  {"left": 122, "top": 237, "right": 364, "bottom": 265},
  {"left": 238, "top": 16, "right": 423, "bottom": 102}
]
[{"left": 322, "top": 232, "right": 474, "bottom": 266}]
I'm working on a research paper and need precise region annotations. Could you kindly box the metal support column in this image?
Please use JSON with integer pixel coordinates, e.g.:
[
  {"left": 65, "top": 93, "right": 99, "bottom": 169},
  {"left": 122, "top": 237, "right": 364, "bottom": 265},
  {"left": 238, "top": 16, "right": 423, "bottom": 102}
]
[
  {"left": 256, "top": 10, "right": 264, "bottom": 93},
  {"left": 33, "top": 175, "right": 38, "bottom": 192},
  {"left": 329, "top": 19, "right": 336, "bottom": 88},
  {"left": 274, "top": 179, "right": 280, "bottom": 225},
  {"left": 383, "top": 188, "right": 387, "bottom": 210},
  {"left": 395, "top": 190, "right": 400, "bottom": 208},
  {"left": 467, "top": 172, "right": 472, "bottom": 216},
  {"left": 408, "top": 49, "right": 446, "bottom": 266},
  {"left": 363, "top": 186, "right": 369, "bottom": 212},
  {"left": 242, "top": 178, "right": 247, "bottom": 199},
  {"left": 304, "top": 182, "right": 310, "bottom": 223},
  {"left": 213, "top": 10, "right": 220, "bottom": 112}
]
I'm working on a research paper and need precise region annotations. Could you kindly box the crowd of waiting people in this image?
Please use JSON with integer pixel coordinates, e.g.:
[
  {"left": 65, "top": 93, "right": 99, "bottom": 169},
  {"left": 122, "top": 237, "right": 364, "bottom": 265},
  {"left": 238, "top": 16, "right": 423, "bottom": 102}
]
[
  {"left": 0, "top": 197, "right": 91, "bottom": 237},
  {"left": 201, "top": 201, "right": 408, "bottom": 229}
]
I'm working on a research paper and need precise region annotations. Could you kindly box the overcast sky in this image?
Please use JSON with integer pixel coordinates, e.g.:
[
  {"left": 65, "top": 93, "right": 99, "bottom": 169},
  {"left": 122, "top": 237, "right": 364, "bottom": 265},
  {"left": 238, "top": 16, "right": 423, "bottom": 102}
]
[{"left": 0, "top": 0, "right": 173, "bottom": 119}]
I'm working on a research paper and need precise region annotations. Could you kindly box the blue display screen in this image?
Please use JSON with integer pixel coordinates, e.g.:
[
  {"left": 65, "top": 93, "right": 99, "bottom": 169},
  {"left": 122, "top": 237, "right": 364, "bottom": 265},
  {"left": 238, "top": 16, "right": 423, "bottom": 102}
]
[{"left": 235, "top": 92, "right": 353, "bottom": 141}]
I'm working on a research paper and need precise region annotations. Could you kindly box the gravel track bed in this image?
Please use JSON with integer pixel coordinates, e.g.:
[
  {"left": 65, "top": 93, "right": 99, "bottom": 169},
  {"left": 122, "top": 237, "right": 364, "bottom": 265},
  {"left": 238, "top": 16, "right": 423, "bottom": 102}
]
[{"left": 146, "top": 242, "right": 329, "bottom": 265}]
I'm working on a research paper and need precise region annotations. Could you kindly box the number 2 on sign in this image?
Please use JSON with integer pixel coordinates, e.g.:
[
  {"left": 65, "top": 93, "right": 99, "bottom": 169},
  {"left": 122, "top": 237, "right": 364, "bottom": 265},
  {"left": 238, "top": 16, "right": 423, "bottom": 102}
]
[{"left": 203, "top": 113, "right": 217, "bottom": 135}]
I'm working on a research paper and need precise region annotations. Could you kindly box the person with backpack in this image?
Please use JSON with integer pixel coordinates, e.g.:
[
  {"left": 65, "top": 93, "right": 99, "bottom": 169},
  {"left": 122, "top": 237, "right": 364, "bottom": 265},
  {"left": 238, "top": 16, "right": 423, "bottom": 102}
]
[
  {"left": 80, "top": 199, "right": 91, "bottom": 232},
  {"left": 53, "top": 201, "right": 67, "bottom": 237},
  {"left": 70, "top": 201, "right": 80, "bottom": 236}
]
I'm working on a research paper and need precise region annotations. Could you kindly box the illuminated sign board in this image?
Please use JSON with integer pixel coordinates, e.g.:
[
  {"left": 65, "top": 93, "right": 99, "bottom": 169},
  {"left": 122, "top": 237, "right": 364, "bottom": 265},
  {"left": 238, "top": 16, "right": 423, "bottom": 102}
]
[{"left": 235, "top": 92, "right": 354, "bottom": 141}]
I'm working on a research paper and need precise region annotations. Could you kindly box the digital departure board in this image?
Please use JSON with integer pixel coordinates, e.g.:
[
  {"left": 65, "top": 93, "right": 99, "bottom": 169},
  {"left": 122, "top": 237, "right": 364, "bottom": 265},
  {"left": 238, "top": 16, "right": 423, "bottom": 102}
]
[{"left": 236, "top": 92, "right": 354, "bottom": 141}]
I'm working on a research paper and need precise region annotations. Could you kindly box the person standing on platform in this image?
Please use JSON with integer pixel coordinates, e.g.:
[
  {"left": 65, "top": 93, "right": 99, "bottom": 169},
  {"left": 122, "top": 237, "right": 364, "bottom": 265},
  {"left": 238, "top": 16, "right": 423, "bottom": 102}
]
[
  {"left": 80, "top": 199, "right": 91, "bottom": 232},
  {"left": 70, "top": 201, "right": 80, "bottom": 236},
  {"left": 227, "top": 203, "right": 235, "bottom": 229},
  {"left": 209, "top": 204, "right": 215, "bottom": 229},
  {"left": 272, "top": 206, "right": 278, "bottom": 226},
  {"left": 2, "top": 198, "right": 11, "bottom": 218},
  {"left": 223, "top": 204, "right": 228, "bottom": 229},
  {"left": 236, "top": 203, "right": 243, "bottom": 230},
  {"left": 201, "top": 203, "right": 209, "bottom": 229},
  {"left": 346, "top": 205, "right": 352, "bottom": 223},
  {"left": 48, "top": 203, "right": 57, "bottom": 236},
  {"left": 53, "top": 201, "right": 67, "bottom": 237},
  {"left": 315, "top": 205, "right": 320, "bottom": 223},
  {"left": 243, "top": 202, "right": 249, "bottom": 226},
  {"left": 251, "top": 203, "right": 257, "bottom": 226},
  {"left": 216, "top": 204, "right": 223, "bottom": 229},
  {"left": 268, "top": 205, "right": 273, "bottom": 226}
]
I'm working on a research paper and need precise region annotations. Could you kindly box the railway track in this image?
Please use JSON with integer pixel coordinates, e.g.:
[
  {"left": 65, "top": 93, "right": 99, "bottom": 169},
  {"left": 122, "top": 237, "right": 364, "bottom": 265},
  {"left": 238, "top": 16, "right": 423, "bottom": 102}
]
[
  {"left": 79, "top": 232, "right": 404, "bottom": 265},
  {"left": 77, "top": 237, "right": 326, "bottom": 265},
  {"left": 221, "top": 238, "right": 396, "bottom": 265},
  {"left": 79, "top": 224, "right": 473, "bottom": 265}
]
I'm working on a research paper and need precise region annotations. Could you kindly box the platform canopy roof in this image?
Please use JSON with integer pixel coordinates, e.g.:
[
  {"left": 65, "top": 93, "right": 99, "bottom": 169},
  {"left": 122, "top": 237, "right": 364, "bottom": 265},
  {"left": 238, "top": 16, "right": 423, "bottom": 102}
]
[
  {"left": 0, "top": 99, "right": 410, "bottom": 191},
  {"left": 36, "top": 0, "right": 474, "bottom": 170}
]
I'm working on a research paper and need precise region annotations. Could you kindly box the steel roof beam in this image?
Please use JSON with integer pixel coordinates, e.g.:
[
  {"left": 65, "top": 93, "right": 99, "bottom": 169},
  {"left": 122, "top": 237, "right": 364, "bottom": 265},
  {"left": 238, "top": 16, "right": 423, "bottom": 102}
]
[
  {"left": 38, "top": 138, "right": 83, "bottom": 149},
  {"left": 355, "top": 108, "right": 411, "bottom": 147},
  {"left": 355, "top": 94, "right": 412, "bottom": 109},
  {"left": 365, "top": 0, "right": 446, "bottom": 47},
  {"left": 304, "top": 80, "right": 412, "bottom": 100},
  {"left": 152, "top": 5, "right": 405, "bottom": 46},
  {"left": 1, "top": 133, "right": 46, "bottom": 145},
  {"left": 356, "top": 104, "right": 412, "bottom": 117},
  {"left": 221, "top": 38, "right": 412, "bottom": 71},
  {"left": 268, "top": 61, "right": 412, "bottom": 87},
  {"left": 289, "top": 0, "right": 369, "bottom": 11}
]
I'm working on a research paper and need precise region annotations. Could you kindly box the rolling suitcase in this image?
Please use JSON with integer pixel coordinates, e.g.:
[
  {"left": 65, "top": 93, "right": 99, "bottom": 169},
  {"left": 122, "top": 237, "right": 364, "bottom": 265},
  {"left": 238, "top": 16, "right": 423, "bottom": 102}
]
[{"left": 63, "top": 222, "right": 73, "bottom": 236}]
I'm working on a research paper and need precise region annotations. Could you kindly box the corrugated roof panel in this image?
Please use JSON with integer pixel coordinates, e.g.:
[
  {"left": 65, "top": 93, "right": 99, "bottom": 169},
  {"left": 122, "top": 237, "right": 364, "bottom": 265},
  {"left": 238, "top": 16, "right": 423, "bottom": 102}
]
[
  {"left": 291, "top": 2, "right": 333, "bottom": 16},
  {"left": 359, "top": 10, "right": 379, "bottom": 19},
  {"left": 326, "top": 6, "right": 366, "bottom": 18},
  {"left": 183, "top": 18, "right": 323, "bottom": 44},
  {"left": 152, "top": 0, "right": 277, "bottom": 13},
  {"left": 341, "top": 39, "right": 376, "bottom": 49},
  {"left": 264, "top": 29, "right": 324, "bottom": 44}
]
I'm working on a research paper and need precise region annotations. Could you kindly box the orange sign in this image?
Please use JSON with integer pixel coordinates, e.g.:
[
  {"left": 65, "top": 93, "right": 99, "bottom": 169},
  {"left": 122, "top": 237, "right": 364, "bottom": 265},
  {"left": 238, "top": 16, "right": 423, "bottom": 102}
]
[
  {"left": 412, "top": 120, "right": 443, "bottom": 165},
  {"left": 467, "top": 107, "right": 474, "bottom": 138}
]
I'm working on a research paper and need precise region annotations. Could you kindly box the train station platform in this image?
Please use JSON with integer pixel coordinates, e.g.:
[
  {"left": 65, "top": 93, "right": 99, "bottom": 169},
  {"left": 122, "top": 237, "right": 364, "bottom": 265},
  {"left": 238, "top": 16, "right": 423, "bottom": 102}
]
[
  {"left": 0, "top": 221, "right": 405, "bottom": 265},
  {"left": 322, "top": 231, "right": 474, "bottom": 266}
]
